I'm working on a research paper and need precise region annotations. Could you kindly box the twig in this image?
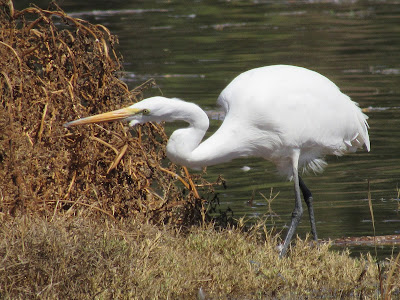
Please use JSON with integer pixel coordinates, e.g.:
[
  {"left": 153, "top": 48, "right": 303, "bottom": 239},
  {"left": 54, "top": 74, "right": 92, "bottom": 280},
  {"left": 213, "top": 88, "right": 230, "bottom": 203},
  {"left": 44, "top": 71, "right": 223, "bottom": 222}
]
[
  {"left": 107, "top": 144, "right": 128, "bottom": 173},
  {"left": 50, "top": 198, "right": 60, "bottom": 222},
  {"left": 58, "top": 39, "right": 77, "bottom": 84},
  {"left": 64, "top": 171, "right": 77, "bottom": 199},
  {"left": 25, "top": 132, "right": 34, "bottom": 146},
  {"left": 7, "top": 0, "right": 14, "bottom": 18},
  {"left": 38, "top": 103, "right": 48, "bottom": 141},
  {"left": 368, "top": 180, "right": 384, "bottom": 297},
  {"left": 159, "top": 167, "right": 190, "bottom": 190},
  {"left": 44, "top": 199, "right": 115, "bottom": 218},
  {"left": 90, "top": 136, "right": 118, "bottom": 155},
  {"left": 130, "top": 78, "right": 156, "bottom": 97},
  {"left": 367, "top": 180, "right": 377, "bottom": 256},
  {"left": 0, "top": 71, "right": 13, "bottom": 100},
  {"left": 0, "top": 41, "right": 22, "bottom": 73},
  {"left": 260, "top": 188, "right": 280, "bottom": 220},
  {"left": 183, "top": 166, "right": 200, "bottom": 198}
]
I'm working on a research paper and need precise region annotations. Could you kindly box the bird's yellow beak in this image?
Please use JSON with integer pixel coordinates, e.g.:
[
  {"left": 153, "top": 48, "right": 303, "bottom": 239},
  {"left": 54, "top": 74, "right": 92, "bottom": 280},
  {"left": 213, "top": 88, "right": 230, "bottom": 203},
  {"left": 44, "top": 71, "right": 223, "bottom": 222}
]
[{"left": 64, "top": 107, "right": 142, "bottom": 128}]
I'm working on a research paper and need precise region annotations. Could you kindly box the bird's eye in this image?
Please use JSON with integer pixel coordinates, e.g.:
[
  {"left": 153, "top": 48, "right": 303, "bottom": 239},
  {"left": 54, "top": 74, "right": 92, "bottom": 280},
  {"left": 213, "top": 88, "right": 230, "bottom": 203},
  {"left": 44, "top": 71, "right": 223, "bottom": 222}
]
[{"left": 142, "top": 109, "right": 150, "bottom": 115}]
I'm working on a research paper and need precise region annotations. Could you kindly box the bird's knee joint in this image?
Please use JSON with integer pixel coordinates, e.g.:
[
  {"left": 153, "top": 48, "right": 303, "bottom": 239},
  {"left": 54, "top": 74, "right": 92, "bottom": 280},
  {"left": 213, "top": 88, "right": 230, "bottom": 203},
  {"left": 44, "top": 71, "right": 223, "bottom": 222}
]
[
  {"left": 304, "top": 195, "right": 314, "bottom": 204},
  {"left": 291, "top": 208, "right": 303, "bottom": 219}
]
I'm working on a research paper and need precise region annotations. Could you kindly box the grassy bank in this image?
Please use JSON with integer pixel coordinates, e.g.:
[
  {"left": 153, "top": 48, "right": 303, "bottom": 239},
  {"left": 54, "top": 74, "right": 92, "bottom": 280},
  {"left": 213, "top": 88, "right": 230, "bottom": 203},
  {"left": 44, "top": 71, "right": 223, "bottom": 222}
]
[{"left": 1, "top": 214, "right": 398, "bottom": 299}]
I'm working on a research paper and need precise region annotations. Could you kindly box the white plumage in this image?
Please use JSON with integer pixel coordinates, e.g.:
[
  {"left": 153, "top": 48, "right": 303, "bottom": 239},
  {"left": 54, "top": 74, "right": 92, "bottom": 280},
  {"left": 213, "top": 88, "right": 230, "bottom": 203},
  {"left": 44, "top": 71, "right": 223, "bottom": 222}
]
[
  {"left": 65, "top": 65, "right": 370, "bottom": 256},
  {"left": 192, "top": 65, "right": 369, "bottom": 176}
]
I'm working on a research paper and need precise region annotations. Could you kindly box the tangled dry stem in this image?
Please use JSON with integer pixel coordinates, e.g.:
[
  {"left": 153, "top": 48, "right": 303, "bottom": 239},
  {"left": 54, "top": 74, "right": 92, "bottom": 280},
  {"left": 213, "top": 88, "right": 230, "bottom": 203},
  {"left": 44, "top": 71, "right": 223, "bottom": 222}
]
[{"left": 0, "top": 0, "right": 220, "bottom": 224}]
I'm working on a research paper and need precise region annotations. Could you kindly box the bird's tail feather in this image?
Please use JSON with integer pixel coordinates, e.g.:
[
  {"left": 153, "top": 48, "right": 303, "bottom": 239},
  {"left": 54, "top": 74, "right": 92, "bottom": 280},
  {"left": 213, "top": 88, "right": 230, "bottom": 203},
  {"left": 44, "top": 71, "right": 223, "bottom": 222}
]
[{"left": 355, "top": 108, "right": 370, "bottom": 152}]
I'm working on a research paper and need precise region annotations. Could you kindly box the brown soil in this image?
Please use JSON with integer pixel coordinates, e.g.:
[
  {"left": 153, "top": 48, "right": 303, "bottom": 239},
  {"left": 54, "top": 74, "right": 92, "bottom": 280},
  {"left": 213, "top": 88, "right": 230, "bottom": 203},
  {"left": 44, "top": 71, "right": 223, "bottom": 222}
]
[{"left": 0, "top": 1, "right": 219, "bottom": 224}]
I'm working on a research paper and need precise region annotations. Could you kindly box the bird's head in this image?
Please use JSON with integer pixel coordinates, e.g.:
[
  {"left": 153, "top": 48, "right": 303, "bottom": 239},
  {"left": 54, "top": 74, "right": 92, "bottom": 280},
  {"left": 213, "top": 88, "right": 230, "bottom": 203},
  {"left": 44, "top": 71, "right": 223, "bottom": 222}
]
[{"left": 64, "top": 96, "right": 180, "bottom": 128}]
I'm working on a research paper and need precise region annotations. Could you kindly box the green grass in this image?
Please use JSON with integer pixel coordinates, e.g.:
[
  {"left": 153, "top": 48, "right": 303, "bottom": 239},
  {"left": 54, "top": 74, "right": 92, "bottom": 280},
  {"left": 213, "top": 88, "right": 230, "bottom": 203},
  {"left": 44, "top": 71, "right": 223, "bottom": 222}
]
[{"left": 1, "top": 214, "right": 398, "bottom": 299}]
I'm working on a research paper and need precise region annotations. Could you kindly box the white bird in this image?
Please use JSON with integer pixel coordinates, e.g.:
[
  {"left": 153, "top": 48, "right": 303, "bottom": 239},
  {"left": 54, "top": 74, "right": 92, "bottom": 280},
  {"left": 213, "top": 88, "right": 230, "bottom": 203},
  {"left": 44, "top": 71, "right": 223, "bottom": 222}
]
[{"left": 65, "top": 65, "right": 370, "bottom": 257}]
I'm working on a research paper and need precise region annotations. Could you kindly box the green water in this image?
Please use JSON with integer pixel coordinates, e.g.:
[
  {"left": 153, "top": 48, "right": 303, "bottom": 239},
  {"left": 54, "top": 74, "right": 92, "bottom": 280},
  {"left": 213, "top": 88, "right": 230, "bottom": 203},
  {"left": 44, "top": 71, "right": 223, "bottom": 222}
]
[{"left": 16, "top": 0, "right": 400, "bottom": 257}]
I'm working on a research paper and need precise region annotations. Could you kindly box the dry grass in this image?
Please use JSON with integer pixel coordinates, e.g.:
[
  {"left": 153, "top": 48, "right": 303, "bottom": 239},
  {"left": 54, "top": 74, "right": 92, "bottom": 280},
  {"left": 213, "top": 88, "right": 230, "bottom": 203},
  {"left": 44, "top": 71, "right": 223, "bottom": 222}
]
[{"left": 1, "top": 214, "right": 399, "bottom": 299}]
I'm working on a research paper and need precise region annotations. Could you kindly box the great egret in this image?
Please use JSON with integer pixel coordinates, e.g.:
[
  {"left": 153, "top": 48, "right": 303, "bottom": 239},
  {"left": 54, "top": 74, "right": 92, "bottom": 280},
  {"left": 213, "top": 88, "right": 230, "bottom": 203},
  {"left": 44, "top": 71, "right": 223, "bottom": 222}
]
[{"left": 65, "top": 65, "right": 370, "bottom": 257}]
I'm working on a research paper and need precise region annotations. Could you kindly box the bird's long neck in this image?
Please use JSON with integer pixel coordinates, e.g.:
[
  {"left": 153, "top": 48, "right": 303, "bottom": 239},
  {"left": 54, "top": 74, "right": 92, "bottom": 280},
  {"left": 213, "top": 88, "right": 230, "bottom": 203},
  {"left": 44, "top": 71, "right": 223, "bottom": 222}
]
[
  {"left": 165, "top": 99, "right": 248, "bottom": 169},
  {"left": 165, "top": 101, "right": 209, "bottom": 168}
]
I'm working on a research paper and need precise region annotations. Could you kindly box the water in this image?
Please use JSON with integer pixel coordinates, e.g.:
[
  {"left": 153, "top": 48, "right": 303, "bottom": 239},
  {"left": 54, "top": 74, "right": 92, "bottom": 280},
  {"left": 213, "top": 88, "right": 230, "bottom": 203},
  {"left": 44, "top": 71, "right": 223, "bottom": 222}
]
[{"left": 15, "top": 0, "right": 400, "bottom": 257}]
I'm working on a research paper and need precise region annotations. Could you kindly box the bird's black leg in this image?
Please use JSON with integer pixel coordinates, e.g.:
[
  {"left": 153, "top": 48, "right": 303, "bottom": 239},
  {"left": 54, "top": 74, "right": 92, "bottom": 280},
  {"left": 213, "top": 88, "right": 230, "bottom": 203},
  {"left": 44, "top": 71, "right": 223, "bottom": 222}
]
[
  {"left": 279, "top": 168, "right": 303, "bottom": 258},
  {"left": 299, "top": 176, "right": 318, "bottom": 241}
]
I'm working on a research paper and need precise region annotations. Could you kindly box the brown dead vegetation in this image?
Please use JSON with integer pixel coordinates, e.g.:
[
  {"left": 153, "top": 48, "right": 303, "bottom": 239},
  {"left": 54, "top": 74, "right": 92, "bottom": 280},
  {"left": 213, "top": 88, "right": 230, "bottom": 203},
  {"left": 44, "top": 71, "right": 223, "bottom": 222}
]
[{"left": 0, "top": 0, "right": 219, "bottom": 224}]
